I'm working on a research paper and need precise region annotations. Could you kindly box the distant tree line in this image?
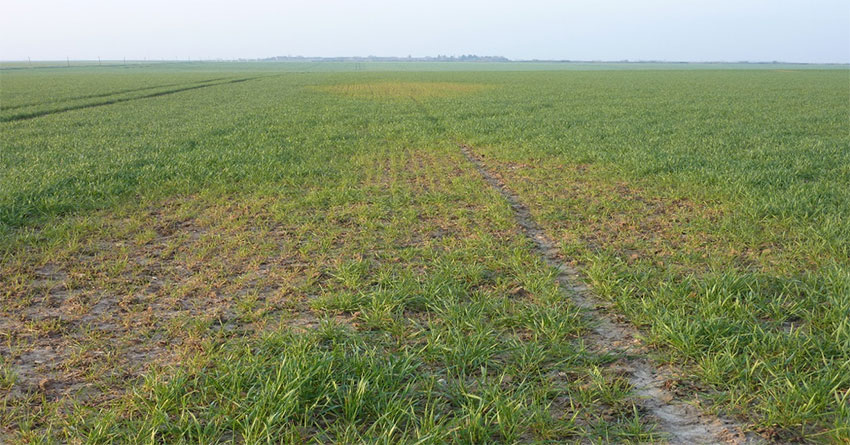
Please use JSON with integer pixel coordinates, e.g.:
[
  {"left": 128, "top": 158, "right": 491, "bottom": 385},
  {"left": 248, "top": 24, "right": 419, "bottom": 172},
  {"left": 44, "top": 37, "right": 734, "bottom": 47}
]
[{"left": 261, "top": 55, "right": 511, "bottom": 62}]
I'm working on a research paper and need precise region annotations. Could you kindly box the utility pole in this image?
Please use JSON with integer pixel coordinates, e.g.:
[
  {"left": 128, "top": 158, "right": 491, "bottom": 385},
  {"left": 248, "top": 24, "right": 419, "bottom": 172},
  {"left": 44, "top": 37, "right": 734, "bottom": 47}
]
[
  {"left": 28, "top": 56, "right": 31, "bottom": 67},
  {"left": 67, "top": 57, "right": 70, "bottom": 67},
  {"left": 98, "top": 56, "right": 101, "bottom": 66}
]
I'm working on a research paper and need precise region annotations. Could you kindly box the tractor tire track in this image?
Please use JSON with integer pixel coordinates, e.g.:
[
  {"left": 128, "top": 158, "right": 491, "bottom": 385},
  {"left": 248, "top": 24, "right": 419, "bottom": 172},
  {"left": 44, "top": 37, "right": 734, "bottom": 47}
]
[
  {"left": 3, "top": 77, "right": 232, "bottom": 112},
  {"left": 459, "top": 143, "right": 761, "bottom": 444},
  {"left": 2, "top": 76, "right": 264, "bottom": 123}
]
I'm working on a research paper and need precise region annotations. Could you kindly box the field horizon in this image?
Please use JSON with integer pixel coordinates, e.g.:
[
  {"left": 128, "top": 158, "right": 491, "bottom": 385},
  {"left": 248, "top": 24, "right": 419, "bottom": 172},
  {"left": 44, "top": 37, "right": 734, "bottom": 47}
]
[{"left": 2, "top": 60, "right": 849, "bottom": 72}]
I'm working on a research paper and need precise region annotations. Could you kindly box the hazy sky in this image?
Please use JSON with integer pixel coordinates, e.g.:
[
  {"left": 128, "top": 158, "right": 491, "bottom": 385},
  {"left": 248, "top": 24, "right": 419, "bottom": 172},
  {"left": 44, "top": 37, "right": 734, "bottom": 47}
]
[{"left": 2, "top": 0, "right": 848, "bottom": 62}]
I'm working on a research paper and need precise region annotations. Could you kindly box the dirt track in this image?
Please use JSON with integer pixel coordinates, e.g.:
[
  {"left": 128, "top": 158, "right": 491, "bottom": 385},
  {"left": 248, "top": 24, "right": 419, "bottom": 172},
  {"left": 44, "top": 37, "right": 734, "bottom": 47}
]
[{"left": 459, "top": 143, "right": 761, "bottom": 444}]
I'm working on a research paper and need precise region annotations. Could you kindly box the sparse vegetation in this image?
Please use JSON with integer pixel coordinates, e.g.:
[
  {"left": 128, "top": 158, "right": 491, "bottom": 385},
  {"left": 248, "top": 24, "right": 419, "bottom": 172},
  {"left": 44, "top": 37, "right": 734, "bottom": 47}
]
[{"left": 1, "top": 63, "right": 847, "bottom": 443}]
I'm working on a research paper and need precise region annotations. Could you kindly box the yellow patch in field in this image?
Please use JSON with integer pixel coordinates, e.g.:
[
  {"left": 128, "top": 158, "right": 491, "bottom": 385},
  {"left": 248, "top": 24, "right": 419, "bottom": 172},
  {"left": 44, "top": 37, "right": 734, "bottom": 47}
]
[{"left": 314, "top": 81, "right": 489, "bottom": 99}]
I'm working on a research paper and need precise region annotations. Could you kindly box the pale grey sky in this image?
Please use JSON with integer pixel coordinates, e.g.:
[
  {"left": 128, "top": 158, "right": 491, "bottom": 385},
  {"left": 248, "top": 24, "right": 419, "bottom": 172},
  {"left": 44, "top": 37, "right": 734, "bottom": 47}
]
[{"left": 1, "top": 0, "right": 848, "bottom": 62}]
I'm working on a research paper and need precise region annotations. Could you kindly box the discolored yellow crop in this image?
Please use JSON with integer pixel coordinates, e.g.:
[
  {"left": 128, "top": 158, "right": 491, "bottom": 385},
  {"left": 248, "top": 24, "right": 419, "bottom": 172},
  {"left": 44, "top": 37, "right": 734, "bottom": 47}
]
[{"left": 313, "top": 81, "right": 490, "bottom": 100}]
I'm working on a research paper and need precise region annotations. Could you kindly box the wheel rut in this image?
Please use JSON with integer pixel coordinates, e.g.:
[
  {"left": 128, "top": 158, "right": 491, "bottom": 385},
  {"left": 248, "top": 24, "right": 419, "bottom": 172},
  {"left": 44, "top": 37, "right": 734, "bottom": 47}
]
[
  {"left": 459, "top": 143, "right": 760, "bottom": 444},
  {"left": 1, "top": 76, "right": 266, "bottom": 123}
]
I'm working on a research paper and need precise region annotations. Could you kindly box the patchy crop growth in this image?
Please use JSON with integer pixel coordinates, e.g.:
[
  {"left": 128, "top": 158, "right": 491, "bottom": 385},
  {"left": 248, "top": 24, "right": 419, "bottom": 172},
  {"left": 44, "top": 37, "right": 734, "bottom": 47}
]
[
  {"left": 1, "top": 63, "right": 848, "bottom": 443},
  {"left": 314, "top": 81, "right": 490, "bottom": 100}
]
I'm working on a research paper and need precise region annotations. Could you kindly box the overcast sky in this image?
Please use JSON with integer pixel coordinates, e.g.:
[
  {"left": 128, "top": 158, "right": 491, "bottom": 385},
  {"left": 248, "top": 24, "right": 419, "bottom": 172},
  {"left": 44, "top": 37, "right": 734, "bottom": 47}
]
[{"left": 1, "top": 0, "right": 848, "bottom": 62}]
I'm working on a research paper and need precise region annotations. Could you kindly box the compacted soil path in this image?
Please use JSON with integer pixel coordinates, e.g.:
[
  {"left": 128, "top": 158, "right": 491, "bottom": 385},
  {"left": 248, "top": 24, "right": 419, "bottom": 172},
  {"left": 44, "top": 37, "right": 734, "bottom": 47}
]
[{"left": 459, "top": 143, "right": 760, "bottom": 444}]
